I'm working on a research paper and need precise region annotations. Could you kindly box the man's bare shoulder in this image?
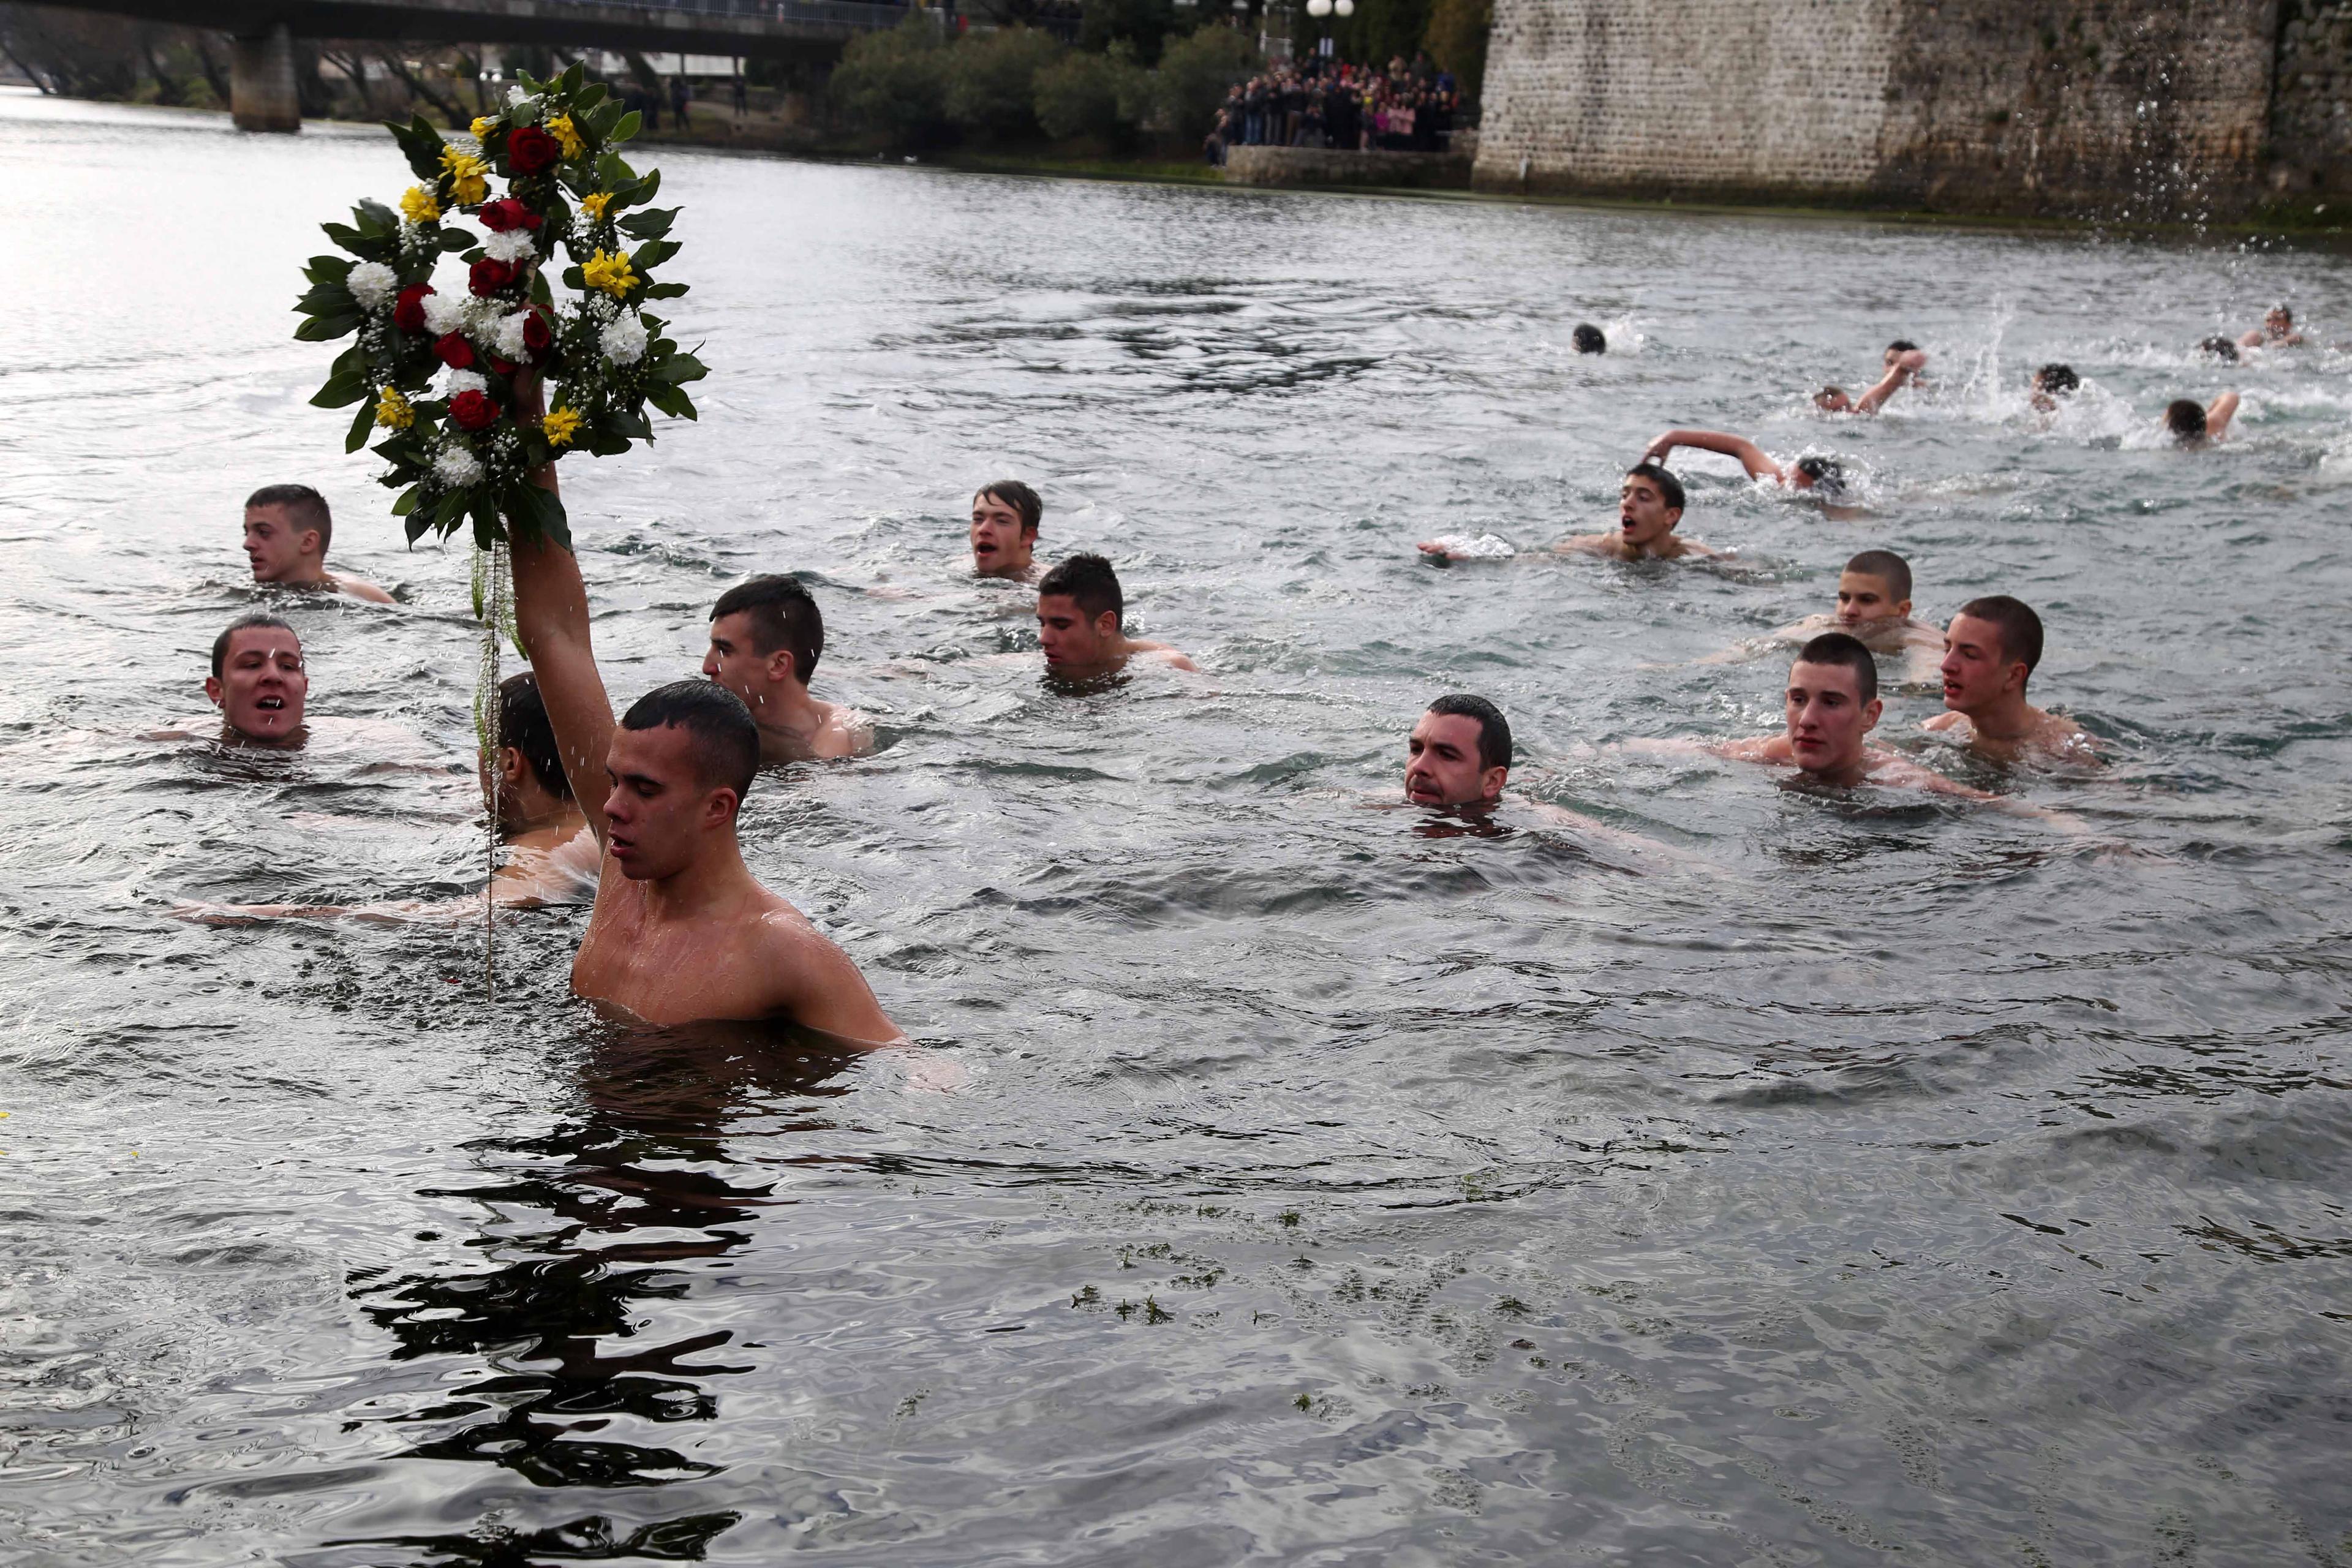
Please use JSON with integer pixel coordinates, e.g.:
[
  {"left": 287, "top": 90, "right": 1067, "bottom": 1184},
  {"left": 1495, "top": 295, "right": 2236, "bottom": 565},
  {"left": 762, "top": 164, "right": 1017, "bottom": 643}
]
[
  {"left": 812, "top": 703, "right": 876, "bottom": 759},
  {"left": 1717, "top": 734, "right": 1792, "bottom": 764},
  {"left": 1866, "top": 752, "right": 1990, "bottom": 798},
  {"left": 1921, "top": 711, "right": 1967, "bottom": 734},
  {"left": 330, "top": 572, "right": 397, "bottom": 605},
  {"left": 1555, "top": 533, "right": 1625, "bottom": 559},
  {"left": 1129, "top": 641, "right": 1198, "bottom": 672}
]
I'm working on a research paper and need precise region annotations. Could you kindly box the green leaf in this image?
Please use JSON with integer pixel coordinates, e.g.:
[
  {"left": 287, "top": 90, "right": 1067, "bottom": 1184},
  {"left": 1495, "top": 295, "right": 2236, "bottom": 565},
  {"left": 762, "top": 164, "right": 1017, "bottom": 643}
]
[
  {"left": 629, "top": 238, "right": 679, "bottom": 272},
  {"left": 560, "top": 59, "right": 584, "bottom": 94},
  {"left": 617, "top": 206, "right": 676, "bottom": 240},
  {"left": 611, "top": 109, "right": 641, "bottom": 144},
  {"left": 608, "top": 408, "right": 651, "bottom": 439},
  {"left": 639, "top": 281, "right": 688, "bottom": 300},
  {"left": 294, "top": 281, "right": 355, "bottom": 316},
  {"left": 322, "top": 221, "right": 366, "bottom": 251},
  {"left": 645, "top": 382, "right": 685, "bottom": 418},
  {"left": 651, "top": 355, "right": 703, "bottom": 385},
  {"left": 391, "top": 485, "right": 421, "bottom": 517},
  {"left": 311, "top": 368, "right": 370, "bottom": 409},
  {"left": 345, "top": 399, "right": 377, "bottom": 453},
  {"left": 594, "top": 149, "right": 633, "bottom": 189},
  {"left": 303, "top": 254, "right": 354, "bottom": 284},
  {"left": 438, "top": 228, "right": 473, "bottom": 253},
  {"left": 404, "top": 511, "right": 435, "bottom": 545},
  {"left": 530, "top": 270, "right": 554, "bottom": 308},
  {"left": 574, "top": 80, "right": 606, "bottom": 112},
  {"left": 562, "top": 265, "right": 586, "bottom": 291},
  {"left": 470, "top": 495, "right": 500, "bottom": 550},
  {"left": 295, "top": 313, "right": 364, "bottom": 342},
  {"left": 356, "top": 197, "right": 399, "bottom": 233},
  {"left": 433, "top": 491, "right": 469, "bottom": 532}
]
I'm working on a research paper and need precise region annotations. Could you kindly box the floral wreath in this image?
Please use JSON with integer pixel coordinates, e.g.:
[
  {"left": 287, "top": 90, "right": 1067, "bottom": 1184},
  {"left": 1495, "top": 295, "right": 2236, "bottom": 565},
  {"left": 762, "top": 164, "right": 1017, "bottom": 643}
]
[{"left": 292, "top": 62, "right": 707, "bottom": 549}]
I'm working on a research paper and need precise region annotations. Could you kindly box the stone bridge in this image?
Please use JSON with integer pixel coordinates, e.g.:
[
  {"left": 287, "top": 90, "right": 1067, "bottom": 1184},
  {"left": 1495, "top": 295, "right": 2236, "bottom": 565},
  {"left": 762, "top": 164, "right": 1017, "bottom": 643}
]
[{"left": 42, "top": 0, "right": 925, "bottom": 129}]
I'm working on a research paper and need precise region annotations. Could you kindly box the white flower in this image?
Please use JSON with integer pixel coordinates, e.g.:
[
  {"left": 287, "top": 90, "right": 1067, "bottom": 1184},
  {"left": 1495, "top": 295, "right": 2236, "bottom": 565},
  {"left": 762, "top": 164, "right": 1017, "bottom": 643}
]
[
  {"left": 491, "top": 309, "right": 533, "bottom": 361},
  {"left": 434, "top": 445, "right": 486, "bottom": 488},
  {"left": 421, "top": 290, "right": 470, "bottom": 336},
  {"left": 483, "top": 227, "right": 537, "bottom": 265},
  {"left": 505, "top": 86, "right": 540, "bottom": 123},
  {"left": 443, "top": 369, "right": 488, "bottom": 398},
  {"left": 600, "top": 314, "right": 649, "bottom": 366},
  {"left": 346, "top": 261, "right": 398, "bottom": 310}
]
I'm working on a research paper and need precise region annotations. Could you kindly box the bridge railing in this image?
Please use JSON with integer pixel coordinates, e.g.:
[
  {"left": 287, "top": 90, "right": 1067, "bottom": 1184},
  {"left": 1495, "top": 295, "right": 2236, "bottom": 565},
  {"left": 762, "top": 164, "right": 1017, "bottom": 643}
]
[{"left": 540, "top": 0, "right": 930, "bottom": 29}]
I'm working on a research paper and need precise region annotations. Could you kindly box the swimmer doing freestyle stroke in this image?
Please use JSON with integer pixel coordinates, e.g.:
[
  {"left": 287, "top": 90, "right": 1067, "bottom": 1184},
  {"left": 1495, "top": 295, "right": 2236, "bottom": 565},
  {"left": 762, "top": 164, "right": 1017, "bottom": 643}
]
[
  {"left": 509, "top": 451, "right": 902, "bottom": 1041},
  {"left": 1417, "top": 462, "right": 1717, "bottom": 563},
  {"left": 1814, "top": 346, "right": 1928, "bottom": 417}
]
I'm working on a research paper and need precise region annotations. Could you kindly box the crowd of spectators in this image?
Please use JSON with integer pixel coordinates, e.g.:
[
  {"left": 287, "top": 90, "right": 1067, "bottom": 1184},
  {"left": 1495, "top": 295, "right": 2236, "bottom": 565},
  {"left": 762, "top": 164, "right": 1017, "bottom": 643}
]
[{"left": 1207, "top": 51, "right": 1463, "bottom": 164}]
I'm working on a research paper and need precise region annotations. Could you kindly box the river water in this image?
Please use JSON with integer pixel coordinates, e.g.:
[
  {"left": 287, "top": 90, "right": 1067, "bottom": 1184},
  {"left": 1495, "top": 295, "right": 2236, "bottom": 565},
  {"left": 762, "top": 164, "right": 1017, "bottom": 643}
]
[{"left": 5, "top": 86, "right": 2351, "bottom": 1564}]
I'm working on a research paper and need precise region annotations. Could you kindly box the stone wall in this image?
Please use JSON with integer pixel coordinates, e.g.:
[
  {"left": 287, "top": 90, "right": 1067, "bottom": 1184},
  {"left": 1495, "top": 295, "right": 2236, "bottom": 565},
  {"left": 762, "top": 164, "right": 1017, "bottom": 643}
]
[
  {"left": 2272, "top": 0, "right": 2352, "bottom": 196},
  {"left": 1223, "top": 143, "right": 1475, "bottom": 189},
  {"left": 1474, "top": 0, "right": 2301, "bottom": 218}
]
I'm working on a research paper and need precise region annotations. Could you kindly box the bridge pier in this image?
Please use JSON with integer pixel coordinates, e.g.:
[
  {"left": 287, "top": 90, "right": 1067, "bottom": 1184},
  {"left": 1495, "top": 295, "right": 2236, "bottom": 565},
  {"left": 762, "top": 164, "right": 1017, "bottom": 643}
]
[{"left": 231, "top": 24, "right": 301, "bottom": 133}]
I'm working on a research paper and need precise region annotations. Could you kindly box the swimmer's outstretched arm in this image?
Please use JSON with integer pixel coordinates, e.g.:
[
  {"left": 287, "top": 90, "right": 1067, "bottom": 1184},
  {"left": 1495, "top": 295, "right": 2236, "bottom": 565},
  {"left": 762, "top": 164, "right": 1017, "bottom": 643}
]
[
  {"left": 1642, "top": 429, "right": 1785, "bottom": 484},
  {"left": 2204, "top": 391, "right": 2240, "bottom": 440},
  {"left": 510, "top": 466, "right": 619, "bottom": 850},
  {"left": 1853, "top": 352, "right": 1925, "bottom": 416}
]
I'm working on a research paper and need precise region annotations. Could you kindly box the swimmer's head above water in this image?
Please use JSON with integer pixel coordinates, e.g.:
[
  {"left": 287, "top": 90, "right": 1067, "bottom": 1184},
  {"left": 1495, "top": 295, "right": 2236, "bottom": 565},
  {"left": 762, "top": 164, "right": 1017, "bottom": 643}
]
[
  {"left": 1618, "top": 462, "right": 1686, "bottom": 550},
  {"left": 2164, "top": 398, "right": 2210, "bottom": 443},
  {"left": 1572, "top": 323, "right": 1607, "bottom": 355},
  {"left": 1784, "top": 633, "right": 1881, "bottom": 782},
  {"left": 242, "top": 484, "right": 333, "bottom": 587},
  {"left": 971, "top": 480, "right": 1041, "bottom": 578},
  {"left": 603, "top": 680, "right": 760, "bottom": 882},
  {"left": 2030, "top": 363, "right": 2078, "bottom": 413},
  {"left": 704, "top": 574, "right": 824, "bottom": 713},
  {"left": 1035, "top": 552, "right": 1125, "bottom": 673},
  {"left": 1836, "top": 550, "right": 1913, "bottom": 632},
  {"left": 485, "top": 671, "right": 575, "bottom": 835},
  {"left": 1406, "top": 694, "right": 1512, "bottom": 809},
  {"left": 1813, "top": 385, "right": 1852, "bottom": 415},
  {"left": 1792, "top": 455, "right": 1845, "bottom": 498},
  {"left": 1940, "top": 595, "right": 2041, "bottom": 717},
  {"left": 2198, "top": 335, "right": 2240, "bottom": 363},
  {"left": 206, "top": 614, "right": 306, "bottom": 744},
  {"left": 1883, "top": 338, "right": 1920, "bottom": 368}
]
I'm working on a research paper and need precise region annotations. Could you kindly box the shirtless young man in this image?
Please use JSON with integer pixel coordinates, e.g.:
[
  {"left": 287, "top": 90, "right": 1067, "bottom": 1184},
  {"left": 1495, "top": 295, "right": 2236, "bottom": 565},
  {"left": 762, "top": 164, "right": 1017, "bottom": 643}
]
[
  {"left": 2162, "top": 393, "right": 2239, "bottom": 445},
  {"left": 702, "top": 575, "right": 872, "bottom": 763},
  {"left": 1035, "top": 553, "right": 1196, "bottom": 676},
  {"left": 970, "top": 480, "right": 1042, "bottom": 579},
  {"left": 178, "top": 673, "right": 600, "bottom": 923},
  {"left": 511, "top": 474, "right": 901, "bottom": 1041},
  {"left": 1416, "top": 463, "right": 1716, "bottom": 564},
  {"left": 2238, "top": 305, "right": 2304, "bottom": 350},
  {"left": 1642, "top": 429, "right": 1849, "bottom": 503},
  {"left": 1923, "top": 595, "right": 2092, "bottom": 765},
  {"left": 1707, "top": 551, "right": 1942, "bottom": 683},
  {"left": 1814, "top": 348, "right": 1928, "bottom": 416},
  {"left": 1646, "top": 633, "right": 1990, "bottom": 800},
  {"left": 242, "top": 485, "right": 394, "bottom": 603},
  {"left": 195, "top": 614, "right": 309, "bottom": 747}
]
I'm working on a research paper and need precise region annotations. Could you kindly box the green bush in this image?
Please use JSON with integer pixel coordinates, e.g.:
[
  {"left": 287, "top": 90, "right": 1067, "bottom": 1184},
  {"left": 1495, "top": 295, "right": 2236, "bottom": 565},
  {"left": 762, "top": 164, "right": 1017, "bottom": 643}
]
[
  {"left": 830, "top": 14, "right": 954, "bottom": 144},
  {"left": 946, "top": 26, "right": 1066, "bottom": 140},
  {"left": 1033, "top": 45, "right": 1148, "bottom": 142},
  {"left": 1077, "top": 0, "right": 1196, "bottom": 67},
  {"left": 1152, "top": 25, "right": 1259, "bottom": 141},
  {"left": 1422, "top": 0, "right": 1490, "bottom": 102}
]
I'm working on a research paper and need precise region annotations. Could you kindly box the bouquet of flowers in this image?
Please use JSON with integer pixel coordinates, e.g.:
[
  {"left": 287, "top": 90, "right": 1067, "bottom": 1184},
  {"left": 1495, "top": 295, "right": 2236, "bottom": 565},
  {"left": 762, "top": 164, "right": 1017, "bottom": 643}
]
[{"left": 292, "top": 62, "right": 707, "bottom": 549}]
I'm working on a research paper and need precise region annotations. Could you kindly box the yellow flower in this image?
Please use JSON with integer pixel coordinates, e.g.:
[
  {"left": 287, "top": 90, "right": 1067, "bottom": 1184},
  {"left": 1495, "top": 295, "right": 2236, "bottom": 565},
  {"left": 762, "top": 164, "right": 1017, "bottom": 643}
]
[
  {"left": 581, "top": 247, "right": 638, "bottom": 298},
  {"left": 578, "top": 190, "right": 613, "bottom": 224},
  {"left": 399, "top": 184, "right": 440, "bottom": 224},
  {"left": 375, "top": 387, "right": 413, "bottom": 431},
  {"left": 543, "top": 405, "right": 585, "bottom": 447},
  {"left": 470, "top": 115, "right": 497, "bottom": 139},
  {"left": 548, "top": 113, "right": 585, "bottom": 161},
  {"left": 440, "top": 145, "right": 489, "bottom": 207}
]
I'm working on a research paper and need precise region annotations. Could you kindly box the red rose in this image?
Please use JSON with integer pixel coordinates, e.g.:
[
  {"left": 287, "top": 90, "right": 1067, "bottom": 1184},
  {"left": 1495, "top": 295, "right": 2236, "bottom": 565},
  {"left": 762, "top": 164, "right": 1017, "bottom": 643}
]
[
  {"left": 507, "top": 126, "right": 560, "bottom": 176},
  {"left": 469, "top": 257, "right": 516, "bottom": 298},
  {"left": 478, "top": 198, "right": 543, "bottom": 233},
  {"left": 433, "top": 331, "right": 476, "bottom": 370},
  {"left": 489, "top": 357, "right": 518, "bottom": 377},
  {"left": 448, "top": 390, "right": 499, "bottom": 432},
  {"left": 393, "top": 282, "right": 433, "bottom": 334},
  {"left": 521, "top": 305, "right": 554, "bottom": 355}
]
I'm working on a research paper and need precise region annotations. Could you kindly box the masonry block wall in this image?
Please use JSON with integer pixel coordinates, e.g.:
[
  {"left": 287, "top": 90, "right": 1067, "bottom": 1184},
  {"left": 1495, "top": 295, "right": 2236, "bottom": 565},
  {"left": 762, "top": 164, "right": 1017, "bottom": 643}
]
[
  {"left": 1475, "top": 0, "right": 2296, "bottom": 217},
  {"left": 2273, "top": 0, "right": 2352, "bottom": 195}
]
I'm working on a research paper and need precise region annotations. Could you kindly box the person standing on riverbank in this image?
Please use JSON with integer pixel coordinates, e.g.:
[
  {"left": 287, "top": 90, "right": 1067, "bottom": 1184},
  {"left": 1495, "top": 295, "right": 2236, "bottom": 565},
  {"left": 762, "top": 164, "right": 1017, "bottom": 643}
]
[{"left": 242, "top": 485, "right": 393, "bottom": 603}]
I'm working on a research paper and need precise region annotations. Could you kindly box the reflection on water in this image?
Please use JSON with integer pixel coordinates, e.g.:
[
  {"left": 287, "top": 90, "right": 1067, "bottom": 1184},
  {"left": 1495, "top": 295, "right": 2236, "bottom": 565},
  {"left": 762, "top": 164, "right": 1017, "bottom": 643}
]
[{"left": 4, "top": 88, "right": 2352, "bottom": 1565}]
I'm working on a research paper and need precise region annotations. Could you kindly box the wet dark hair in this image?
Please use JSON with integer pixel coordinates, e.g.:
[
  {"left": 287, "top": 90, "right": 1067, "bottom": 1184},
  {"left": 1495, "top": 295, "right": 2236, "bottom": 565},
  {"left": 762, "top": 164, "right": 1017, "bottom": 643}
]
[
  {"left": 497, "top": 671, "right": 570, "bottom": 801},
  {"left": 1815, "top": 385, "right": 1849, "bottom": 408},
  {"left": 1796, "top": 455, "right": 1846, "bottom": 495},
  {"left": 2198, "top": 334, "right": 2240, "bottom": 363},
  {"left": 2033, "top": 363, "right": 2078, "bottom": 396},
  {"left": 2268, "top": 304, "right": 2294, "bottom": 325},
  {"left": 211, "top": 613, "right": 298, "bottom": 677},
  {"left": 246, "top": 484, "right": 333, "bottom": 554},
  {"left": 1956, "top": 594, "right": 2043, "bottom": 677},
  {"left": 1624, "top": 461, "right": 1684, "bottom": 514},
  {"left": 711, "top": 574, "right": 824, "bottom": 683},
  {"left": 1885, "top": 339, "right": 1918, "bottom": 355},
  {"left": 975, "top": 478, "right": 1042, "bottom": 535},
  {"left": 1426, "top": 693, "right": 1512, "bottom": 772},
  {"left": 620, "top": 679, "right": 760, "bottom": 802},
  {"left": 2165, "top": 399, "right": 2208, "bottom": 440},
  {"left": 1796, "top": 631, "right": 1877, "bottom": 707},
  {"left": 1571, "top": 323, "right": 1606, "bottom": 354},
  {"left": 1038, "top": 552, "right": 1123, "bottom": 627},
  {"left": 1842, "top": 549, "right": 1912, "bottom": 603}
]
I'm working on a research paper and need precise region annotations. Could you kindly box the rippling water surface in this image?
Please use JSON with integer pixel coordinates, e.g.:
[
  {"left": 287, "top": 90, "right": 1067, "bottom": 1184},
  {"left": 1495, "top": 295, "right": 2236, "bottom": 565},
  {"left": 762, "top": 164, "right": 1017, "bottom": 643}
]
[{"left": 6, "top": 88, "right": 2352, "bottom": 1564}]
